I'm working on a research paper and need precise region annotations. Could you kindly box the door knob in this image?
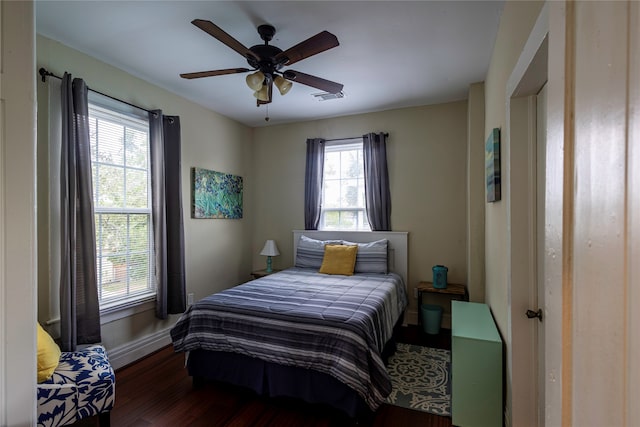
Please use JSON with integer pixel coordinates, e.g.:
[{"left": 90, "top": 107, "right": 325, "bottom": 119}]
[{"left": 526, "top": 308, "right": 543, "bottom": 322}]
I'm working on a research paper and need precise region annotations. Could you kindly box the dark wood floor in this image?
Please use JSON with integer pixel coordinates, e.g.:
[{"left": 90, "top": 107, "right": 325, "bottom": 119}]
[{"left": 81, "top": 326, "right": 452, "bottom": 427}]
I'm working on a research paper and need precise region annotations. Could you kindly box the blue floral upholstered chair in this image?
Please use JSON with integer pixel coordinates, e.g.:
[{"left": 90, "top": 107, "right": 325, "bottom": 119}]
[{"left": 37, "top": 345, "right": 115, "bottom": 427}]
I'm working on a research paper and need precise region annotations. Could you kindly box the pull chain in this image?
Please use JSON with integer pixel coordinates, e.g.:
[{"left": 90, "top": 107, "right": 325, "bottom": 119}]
[{"left": 265, "top": 104, "right": 270, "bottom": 122}]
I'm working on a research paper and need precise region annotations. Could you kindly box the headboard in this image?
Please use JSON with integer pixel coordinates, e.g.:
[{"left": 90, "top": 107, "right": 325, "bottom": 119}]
[{"left": 292, "top": 230, "right": 409, "bottom": 287}]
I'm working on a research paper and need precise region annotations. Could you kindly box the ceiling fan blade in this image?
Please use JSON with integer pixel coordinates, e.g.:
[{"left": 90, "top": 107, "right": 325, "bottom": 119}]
[
  {"left": 191, "top": 19, "right": 260, "bottom": 62},
  {"left": 180, "top": 68, "right": 251, "bottom": 79},
  {"left": 283, "top": 70, "right": 343, "bottom": 94},
  {"left": 274, "top": 31, "right": 339, "bottom": 66}
]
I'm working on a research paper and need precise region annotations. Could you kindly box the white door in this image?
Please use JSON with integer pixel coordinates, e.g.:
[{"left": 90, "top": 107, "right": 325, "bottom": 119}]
[
  {"left": 506, "top": 6, "right": 548, "bottom": 424},
  {"left": 507, "top": 86, "right": 546, "bottom": 426},
  {"left": 508, "top": 91, "right": 545, "bottom": 427},
  {"left": 535, "top": 82, "right": 547, "bottom": 426}
]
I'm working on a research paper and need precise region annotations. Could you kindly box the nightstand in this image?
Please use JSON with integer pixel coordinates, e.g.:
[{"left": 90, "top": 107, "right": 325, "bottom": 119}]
[{"left": 251, "top": 269, "right": 281, "bottom": 279}]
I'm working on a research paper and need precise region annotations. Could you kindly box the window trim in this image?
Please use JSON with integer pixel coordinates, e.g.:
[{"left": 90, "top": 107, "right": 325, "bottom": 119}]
[
  {"left": 99, "top": 295, "right": 156, "bottom": 325},
  {"left": 320, "top": 138, "right": 370, "bottom": 231},
  {"left": 88, "top": 93, "right": 156, "bottom": 312}
]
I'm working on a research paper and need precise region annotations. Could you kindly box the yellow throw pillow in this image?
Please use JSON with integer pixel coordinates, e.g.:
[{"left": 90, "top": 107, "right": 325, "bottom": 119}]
[
  {"left": 319, "top": 244, "right": 358, "bottom": 276},
  {"left": 37, "top": 323, "right": 61, "bottom": 383}
]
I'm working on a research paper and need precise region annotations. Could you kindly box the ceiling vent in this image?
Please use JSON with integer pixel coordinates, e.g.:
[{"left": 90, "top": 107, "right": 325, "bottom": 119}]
[{"left": 312, "top": 91, "right": 345, "bottom": 101}]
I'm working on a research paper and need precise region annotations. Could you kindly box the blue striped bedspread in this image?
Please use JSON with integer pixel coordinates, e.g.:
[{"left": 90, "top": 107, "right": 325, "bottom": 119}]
[{"left": 170, "top": 267, "right": 408, "bottom": 410}]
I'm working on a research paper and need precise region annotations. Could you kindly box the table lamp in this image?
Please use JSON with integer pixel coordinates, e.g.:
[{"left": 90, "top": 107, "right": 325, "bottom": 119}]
[{"left": 260, "top": 240, "right": 280, "bottom": 273}]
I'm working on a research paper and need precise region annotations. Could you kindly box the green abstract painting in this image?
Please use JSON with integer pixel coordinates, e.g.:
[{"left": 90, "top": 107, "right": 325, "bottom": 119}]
[{"left": 191, "top": 167, "right": 243, "bottom": 219}]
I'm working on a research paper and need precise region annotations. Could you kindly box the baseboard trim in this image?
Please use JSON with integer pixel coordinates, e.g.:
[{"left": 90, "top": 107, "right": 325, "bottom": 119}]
[
  {"left": 408, "top": 308, "right": 419, "bottom": 325},
  {"left": 106, "top": 328, "right": 172, "bottom": 370}
]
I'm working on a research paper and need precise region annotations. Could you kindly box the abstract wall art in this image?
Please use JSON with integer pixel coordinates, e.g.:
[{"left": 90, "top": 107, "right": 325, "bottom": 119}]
[
  {"left": 485, "top": 128, "right": 501, "bottom": 203},
  {"left": 191, "top": 167, "right": 243, "bottom": 219}
]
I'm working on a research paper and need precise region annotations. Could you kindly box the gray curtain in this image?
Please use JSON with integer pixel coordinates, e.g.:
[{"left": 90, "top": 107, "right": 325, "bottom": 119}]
[
  {"left": 59, "top": 73, "right": 101, "bottom": 351},
  {"left": 150, "top": 111, "right": 186, "bottom": 319},
  {"left": 363, "top": 132, "right": 391, "bottom": 231},
  {"left": 304, "top": 138, "right": 325, "bottom": 230}
]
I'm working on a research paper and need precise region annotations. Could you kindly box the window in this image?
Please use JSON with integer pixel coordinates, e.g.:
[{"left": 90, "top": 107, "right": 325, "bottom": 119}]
[
  {"left": 89, "top": 99, "right": 155, "bottom": 310},
  {"left": 320, "top": 139, "right": 370, "bottom": 231}
]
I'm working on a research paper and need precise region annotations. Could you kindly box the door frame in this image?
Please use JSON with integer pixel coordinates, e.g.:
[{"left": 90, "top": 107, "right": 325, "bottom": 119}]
[
  {"left": 545, "top": 1, "right": 640, "bottom": 424},
  {"left": 0, "top": 0, "right": 38, "bottom": 424},
  {"left": 504, "top": 3, "right": 548, "bottom": 426}
]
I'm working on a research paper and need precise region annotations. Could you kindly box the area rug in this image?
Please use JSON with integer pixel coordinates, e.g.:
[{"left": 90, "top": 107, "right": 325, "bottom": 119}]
[{"left": 386, "top": 343, "right": 451, "bottom": 416}]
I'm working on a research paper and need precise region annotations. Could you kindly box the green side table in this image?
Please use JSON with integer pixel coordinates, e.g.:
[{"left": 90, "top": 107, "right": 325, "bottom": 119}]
[{"left": 451, "top": 301, "right": 503, "bottom": 426}]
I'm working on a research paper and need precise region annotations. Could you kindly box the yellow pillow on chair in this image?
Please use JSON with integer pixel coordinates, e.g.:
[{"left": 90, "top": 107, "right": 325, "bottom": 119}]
[
  {"left": 319, "top": 244, "right": 358, "bottom": 276},
  {"left": 37, "top": 323, "right": 61, "bottom": 383}
]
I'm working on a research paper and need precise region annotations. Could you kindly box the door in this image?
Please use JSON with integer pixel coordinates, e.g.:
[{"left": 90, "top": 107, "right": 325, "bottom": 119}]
[
  {"left": 535, "top": 82, "right": 547, "bottom": 426},
  {"left": 508, "top": 92, "right": 544, "bottom": 427},
  {"left": 506, "top": 6, "right": 548, "bottom": 424}
]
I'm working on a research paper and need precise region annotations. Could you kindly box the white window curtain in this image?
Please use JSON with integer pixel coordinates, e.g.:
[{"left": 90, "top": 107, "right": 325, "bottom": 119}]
[{"left": 47, "top": 77, "right": 63, "bottom": 328}]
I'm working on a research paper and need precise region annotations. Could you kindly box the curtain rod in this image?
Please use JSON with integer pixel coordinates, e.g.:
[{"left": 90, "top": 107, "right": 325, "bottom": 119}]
[
  {"left": 325, "top": 133, "right": 389, "bottom": 143},
  {"left": 38, "top": 67, "right": 154, "bottom": 115}
]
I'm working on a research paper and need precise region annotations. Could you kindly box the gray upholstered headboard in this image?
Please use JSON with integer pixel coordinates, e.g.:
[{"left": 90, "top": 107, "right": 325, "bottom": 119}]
[{"left": 292, "top": 230, "right": 409, "bottom": 287}]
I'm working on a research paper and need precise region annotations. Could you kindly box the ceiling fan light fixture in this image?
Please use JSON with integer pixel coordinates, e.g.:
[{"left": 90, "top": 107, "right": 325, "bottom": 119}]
[
  {"left": 182, "top": 20, "right": 343, "bottom": 107},
  {"left": 246, "top": 71, "right": 265, "bottom": 91},
  {"left": 274, "top": 75, "right": 293, "bottom": 96},
  {"left": 254, "top": 85, "right": 270, "bottom": 102}
]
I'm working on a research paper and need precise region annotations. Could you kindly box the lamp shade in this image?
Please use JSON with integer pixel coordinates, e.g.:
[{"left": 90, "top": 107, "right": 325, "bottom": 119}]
[
  {"left": 246, "top": 71, "right": 265, "bottom": 91},
  {"left": 274, "top": 75, "right": 293, "bottom": 96},
  {"left": 253, "top": 85, "right": 270, "bottom": 101},
  {"left": 260, "top": 240, "right": 280, "bottom": 257}
]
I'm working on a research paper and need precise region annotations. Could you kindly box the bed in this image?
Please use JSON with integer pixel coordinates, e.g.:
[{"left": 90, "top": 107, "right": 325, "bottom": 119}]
[{"left": 170, "top": 230, "right": 409, "bottom": 417}]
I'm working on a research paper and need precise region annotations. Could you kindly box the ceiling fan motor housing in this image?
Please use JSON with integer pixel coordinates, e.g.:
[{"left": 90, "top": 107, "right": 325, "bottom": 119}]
[
  {"left": 247, "top": 24, "right": 288, "bottom": 76},
  {"left": 247, "top": 44, "right": 285, "bottom": 74}
]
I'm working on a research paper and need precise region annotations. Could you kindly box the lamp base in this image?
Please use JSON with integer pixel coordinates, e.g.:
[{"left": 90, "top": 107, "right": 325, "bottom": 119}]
[{"left": 266, "top": 256, "right": 273, "bottom": 273}]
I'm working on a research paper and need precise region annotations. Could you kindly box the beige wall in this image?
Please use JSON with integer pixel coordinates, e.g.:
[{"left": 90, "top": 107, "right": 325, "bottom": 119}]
[
  {"left": 483, "top": 0, "right": 544, "bottom": 335},
  {"left": 251, "top": 103, "right": 469, "bottom": 324},
  {"left": 483, "top": 1, "right": 545, "bottom": 424},
  {"left": 36, "top": 36, "right": 254, "bottom": 350},
  {"left": 466, "top": 82, "right": 486, "bottom": 303}
]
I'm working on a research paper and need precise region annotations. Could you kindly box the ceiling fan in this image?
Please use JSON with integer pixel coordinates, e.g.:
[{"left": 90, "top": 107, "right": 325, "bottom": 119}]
[{"left": 180, "top": 19, "right": 344, "bottom": 107}]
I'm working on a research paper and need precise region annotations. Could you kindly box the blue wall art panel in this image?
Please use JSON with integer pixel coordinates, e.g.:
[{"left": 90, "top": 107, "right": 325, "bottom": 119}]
[
  {"left": 485, "top": 128, "right": 501, "bottom": 203},
  {"left": 191, "top": 167, "right": 243, "bottom": 219}
]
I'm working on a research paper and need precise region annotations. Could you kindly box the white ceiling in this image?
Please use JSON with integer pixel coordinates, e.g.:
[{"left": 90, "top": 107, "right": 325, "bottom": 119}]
[{"left": 36, "top": 1, "right": 504, "bottom": 128}]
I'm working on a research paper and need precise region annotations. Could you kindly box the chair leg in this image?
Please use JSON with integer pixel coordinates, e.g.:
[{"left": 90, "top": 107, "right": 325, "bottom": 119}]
[{"left": 98, "top": 412, "right": 110, "bottom": 427}]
